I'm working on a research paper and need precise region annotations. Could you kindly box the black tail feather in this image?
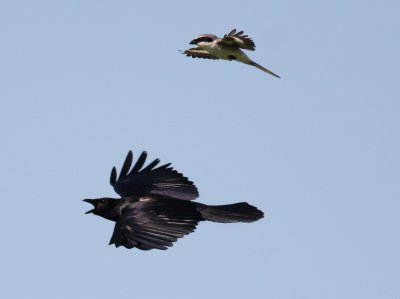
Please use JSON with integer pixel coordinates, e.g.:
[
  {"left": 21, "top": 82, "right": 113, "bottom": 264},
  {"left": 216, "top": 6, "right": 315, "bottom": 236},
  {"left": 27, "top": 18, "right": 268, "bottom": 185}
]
[{"left": 197, "top": 202, "right": 264, "bottom": 223}]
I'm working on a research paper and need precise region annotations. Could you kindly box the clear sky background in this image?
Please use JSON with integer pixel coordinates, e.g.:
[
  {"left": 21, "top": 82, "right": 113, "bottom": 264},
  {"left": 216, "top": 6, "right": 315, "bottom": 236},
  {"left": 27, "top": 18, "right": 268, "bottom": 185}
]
[{"left": 1, "top": 1, "right": 399, "bottom": 298}]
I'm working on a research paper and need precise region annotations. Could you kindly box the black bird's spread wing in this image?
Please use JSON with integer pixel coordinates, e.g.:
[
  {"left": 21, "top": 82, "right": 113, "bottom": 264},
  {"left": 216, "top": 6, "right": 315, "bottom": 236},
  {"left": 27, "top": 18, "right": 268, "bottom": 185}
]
[
  {"left": 110, "top": 151, "right": 199, "bottom": 200},
  {"left": 218, "top": 29, "right": 256, "bottom": 51},
  {"left": 182, "top": 47, "right": 219, "bottom": 60},
  {"left": 109, "top": 198, "right": 202, "bottom": 250}
]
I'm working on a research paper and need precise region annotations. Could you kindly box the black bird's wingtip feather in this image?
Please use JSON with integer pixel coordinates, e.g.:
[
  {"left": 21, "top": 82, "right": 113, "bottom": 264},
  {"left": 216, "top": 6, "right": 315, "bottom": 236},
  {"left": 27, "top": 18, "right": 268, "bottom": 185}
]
[
  {"left": 129, "top": 151, "right": 148, "bottom": 175},
  {"left": 110, "top": 167, "right": 117, "bottom": 185},
  {"left": 119, "top": 151, "right": 133, "bottom": 179}
]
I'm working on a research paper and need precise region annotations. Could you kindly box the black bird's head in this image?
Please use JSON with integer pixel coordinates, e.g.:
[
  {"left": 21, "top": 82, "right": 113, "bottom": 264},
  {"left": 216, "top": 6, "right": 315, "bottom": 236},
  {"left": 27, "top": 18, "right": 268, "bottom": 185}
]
[
  {"left": 189, "top": 34, "right": 218, "bottom": 45},
  {"left": 83, "top": 198, "right": 119, "bottom": 221}
]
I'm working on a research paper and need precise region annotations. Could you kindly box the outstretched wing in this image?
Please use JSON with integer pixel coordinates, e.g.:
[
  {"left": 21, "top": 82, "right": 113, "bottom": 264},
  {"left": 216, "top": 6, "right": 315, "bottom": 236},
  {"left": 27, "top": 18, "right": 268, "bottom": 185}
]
[
  {"left": 218, "top": 29, "right": 256, "bottom": 51},
  {"left": 109, "top": 198, "right": 202, "bottom": 250},
  {"left": 110, "top": 151, "right": 199, "bottom": 200},
  {"left": 182, "top": 47, "right": 219, "bottom": 60}
]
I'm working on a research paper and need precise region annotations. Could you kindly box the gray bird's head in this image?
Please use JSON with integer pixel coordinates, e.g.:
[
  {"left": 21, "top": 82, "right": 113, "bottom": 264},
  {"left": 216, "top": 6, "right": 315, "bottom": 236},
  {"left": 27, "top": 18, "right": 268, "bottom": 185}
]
[{"left": 189, "top": 34, "right": 218, "bottom": 45}]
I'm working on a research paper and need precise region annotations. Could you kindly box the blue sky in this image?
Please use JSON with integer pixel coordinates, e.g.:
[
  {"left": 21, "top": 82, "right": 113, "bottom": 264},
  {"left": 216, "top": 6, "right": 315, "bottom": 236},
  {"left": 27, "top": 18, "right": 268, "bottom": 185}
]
[{"left": 1, "top": 0, "right": 399, "bottom": 298}]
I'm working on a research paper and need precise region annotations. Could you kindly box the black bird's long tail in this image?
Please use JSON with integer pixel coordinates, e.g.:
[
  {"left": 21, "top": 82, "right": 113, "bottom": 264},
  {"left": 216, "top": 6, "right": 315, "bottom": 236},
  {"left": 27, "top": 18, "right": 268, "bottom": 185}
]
[{"left": 197, "top": 202, "right": 264, "bottom": 223}]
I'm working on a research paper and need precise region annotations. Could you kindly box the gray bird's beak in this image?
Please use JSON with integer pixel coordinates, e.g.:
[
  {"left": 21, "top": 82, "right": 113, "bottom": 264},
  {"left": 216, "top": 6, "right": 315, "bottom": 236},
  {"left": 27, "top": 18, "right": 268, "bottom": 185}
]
[
  {"left": 189, "top": 39, "right": 196, "bottom": 45},
  {"left": 83, "top": 199, "right": 95, "bottom": 214}
]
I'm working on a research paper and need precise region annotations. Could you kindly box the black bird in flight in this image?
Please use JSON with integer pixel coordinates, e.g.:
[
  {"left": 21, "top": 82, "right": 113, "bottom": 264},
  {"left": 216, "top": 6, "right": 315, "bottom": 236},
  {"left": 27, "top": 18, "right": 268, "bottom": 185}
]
[{"left": 83, "top": 151, "right": 264, "bottom": 251}]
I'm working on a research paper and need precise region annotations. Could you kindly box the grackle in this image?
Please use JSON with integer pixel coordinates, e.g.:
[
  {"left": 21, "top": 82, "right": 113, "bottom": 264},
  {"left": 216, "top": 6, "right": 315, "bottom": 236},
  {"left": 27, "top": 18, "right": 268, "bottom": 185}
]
[{"left": 84, "top": 151, "right": 264, "bottom": 250}]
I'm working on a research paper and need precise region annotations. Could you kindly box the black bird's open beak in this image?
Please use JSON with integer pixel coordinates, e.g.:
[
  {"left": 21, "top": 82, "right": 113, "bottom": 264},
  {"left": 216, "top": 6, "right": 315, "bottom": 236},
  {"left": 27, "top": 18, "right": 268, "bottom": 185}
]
[{"left": 83, "top": 199, "right": 95, "bottom": 214}]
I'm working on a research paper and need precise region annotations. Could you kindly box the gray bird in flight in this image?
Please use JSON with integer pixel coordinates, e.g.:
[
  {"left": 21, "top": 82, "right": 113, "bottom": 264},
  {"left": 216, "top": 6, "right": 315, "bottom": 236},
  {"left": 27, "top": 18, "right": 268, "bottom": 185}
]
[{"left": 182, "top": 29, "right": 280, "bottom": 78}]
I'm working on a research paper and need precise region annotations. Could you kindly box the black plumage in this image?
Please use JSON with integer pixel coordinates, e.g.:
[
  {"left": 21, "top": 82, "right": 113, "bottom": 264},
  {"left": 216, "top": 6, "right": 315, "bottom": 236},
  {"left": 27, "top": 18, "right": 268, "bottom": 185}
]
[{"left": 84, "top": 151, "right": 264, "bottom": 251}]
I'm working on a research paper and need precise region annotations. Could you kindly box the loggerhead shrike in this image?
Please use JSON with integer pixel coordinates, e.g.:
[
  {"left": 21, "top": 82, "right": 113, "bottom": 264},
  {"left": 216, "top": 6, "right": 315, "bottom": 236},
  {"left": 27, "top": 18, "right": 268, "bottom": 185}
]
[{"left": 182, "top": 29, "right": 280, "bottom": 78}]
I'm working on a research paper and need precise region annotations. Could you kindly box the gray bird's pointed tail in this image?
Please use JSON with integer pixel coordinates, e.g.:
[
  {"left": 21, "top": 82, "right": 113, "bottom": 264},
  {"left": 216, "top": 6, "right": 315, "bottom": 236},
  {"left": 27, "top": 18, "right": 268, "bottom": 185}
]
[{"left": 249, "top": 61, "right": 280, "bottom": 78}]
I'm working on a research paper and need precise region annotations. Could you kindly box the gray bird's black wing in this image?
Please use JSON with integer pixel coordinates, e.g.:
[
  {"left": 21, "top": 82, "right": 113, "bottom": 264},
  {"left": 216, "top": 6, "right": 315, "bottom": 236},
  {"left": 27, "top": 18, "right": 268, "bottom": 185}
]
[
  {"left": 218, "top": 29, "right": 256, "bottom": 51},
  {"left": 110, "top": 151, "right": 199, "bottom": 200},
  {"left": 109, "top": 198, "right": 202, "bottom": 250},
  {"left": 182, "top": 47, "right": 219, "bottom": 60}
]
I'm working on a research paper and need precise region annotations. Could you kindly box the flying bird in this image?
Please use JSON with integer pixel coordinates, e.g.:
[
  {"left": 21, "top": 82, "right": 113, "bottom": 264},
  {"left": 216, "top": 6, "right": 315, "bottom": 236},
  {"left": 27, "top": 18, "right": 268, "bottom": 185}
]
[
  {"left": 182, "top": 29, "right": 280, "bottom": 77},
  {"left": 83, "top": 151, "right": 264, "bottom": 251}
]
